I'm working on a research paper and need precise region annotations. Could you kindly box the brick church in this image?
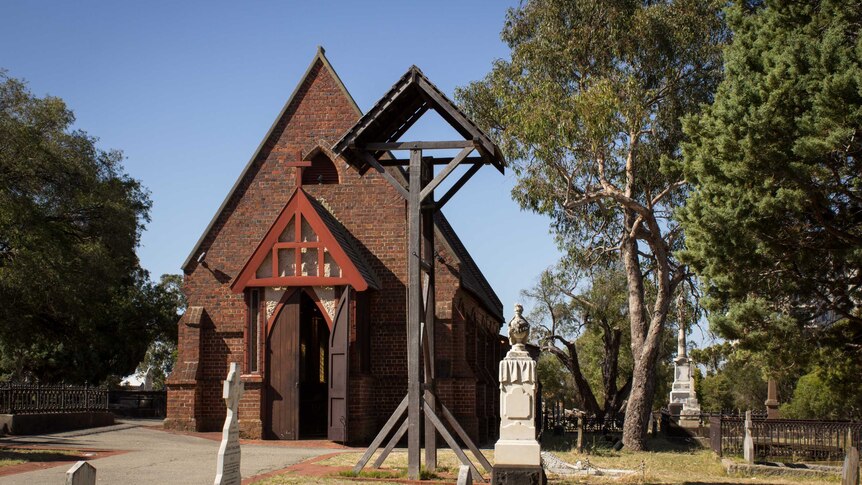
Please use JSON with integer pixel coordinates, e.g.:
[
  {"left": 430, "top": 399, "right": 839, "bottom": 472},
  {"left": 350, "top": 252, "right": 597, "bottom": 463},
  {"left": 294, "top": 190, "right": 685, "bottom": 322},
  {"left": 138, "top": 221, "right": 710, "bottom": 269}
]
[{"left": 165, "top": 48, "right": 507, "bottom": 444}]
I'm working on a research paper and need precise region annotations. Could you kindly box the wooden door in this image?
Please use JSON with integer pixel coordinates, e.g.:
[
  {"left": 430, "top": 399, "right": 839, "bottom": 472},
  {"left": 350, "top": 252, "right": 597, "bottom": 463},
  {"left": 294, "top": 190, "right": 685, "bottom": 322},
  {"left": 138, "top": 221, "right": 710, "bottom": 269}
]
[
  {"left": 266, "top": 290, "right": 300, "bottom": 440},
  {"left": 327, "top": 287, "right": 350, "bottom": 441}
]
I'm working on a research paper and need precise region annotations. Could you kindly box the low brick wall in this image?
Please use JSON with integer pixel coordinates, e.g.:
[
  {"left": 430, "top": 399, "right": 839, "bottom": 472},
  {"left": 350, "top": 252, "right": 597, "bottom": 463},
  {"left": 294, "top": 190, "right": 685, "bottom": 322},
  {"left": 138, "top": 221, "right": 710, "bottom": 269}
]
[{"left": 0, "top": 411, "right": 114, "bottom": 435}]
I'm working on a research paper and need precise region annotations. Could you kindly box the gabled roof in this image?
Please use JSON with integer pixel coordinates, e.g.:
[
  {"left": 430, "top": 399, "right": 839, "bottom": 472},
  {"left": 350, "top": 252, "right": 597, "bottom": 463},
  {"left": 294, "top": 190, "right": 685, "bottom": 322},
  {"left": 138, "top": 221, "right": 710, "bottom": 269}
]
[
  {"left": 331, "top": 66, "right": 505, "bottom": 174},
  {"left": 181, "top": 47, "right": 361, "bottom": 270},
  {"left": 231, "top": 188, "right": 380, "bottom": 293}
]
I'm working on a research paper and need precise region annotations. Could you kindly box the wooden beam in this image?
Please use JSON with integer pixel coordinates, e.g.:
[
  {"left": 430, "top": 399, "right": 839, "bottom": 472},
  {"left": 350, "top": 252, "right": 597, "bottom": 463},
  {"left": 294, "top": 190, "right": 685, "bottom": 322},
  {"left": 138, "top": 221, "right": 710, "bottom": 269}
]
[
  {"left": 420, "top": 147, "right": 474, "bottom": 202},
  {"left": 377, "top": 156, "right": 486, "bottom": 166},
  {"left": 423, "top": 397, "right": 485, "bottom": 482},
  {"left": 407, "top": 148, "right": 422, "bottom": 480},
  {"left": 356, "top": 150, "right": 408, "bottom": 199},
  {"left": 421, "top": 156, "right": 437, "bottom": 471},
  {"left": 439, "top": 400, "right": 493, "bottom": 474},
  {"left": 358, "top": 140, "right": 477, "bottom": 150},
  {"left": 372, "top": 418, "right": 408, "bottom": 469},
  {"left": 436, "top": 162, "right": 482, "bottom": 210},
  {"left": 353, "top": 395, "right": 408, "bottom": 474}
]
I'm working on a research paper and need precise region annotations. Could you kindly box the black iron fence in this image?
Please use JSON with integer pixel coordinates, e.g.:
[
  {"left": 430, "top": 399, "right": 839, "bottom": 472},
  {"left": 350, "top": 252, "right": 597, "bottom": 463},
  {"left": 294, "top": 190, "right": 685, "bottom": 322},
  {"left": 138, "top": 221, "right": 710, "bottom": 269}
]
[
  {"left": 0, "top": 383, "right": 108, "bottom": 414},
  {"left": 710, "top": 415, "right": 862, "bottom": 461},
  {"left": 542, "top": 406, "right": 625, "bottom": 434},
  {"left": 108, "top": 390, "right": 166, "bottom": 418}
]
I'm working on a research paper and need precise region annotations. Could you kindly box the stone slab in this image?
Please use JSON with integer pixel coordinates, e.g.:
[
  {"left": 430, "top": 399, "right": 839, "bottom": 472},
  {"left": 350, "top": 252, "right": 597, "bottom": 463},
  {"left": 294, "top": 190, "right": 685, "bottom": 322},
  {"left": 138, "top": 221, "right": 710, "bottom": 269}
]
[
  {"left": 492, "top": 465, "right": 547, "bottom": 485},
  {"left": 457, "top": 464, "right": 473, "bottom": 485},
  {"left": 495, "top": 439, "right": 541, "bottom": 466},
  {"left": 65, "top": 461, "right": 96, "bottom": 485}
]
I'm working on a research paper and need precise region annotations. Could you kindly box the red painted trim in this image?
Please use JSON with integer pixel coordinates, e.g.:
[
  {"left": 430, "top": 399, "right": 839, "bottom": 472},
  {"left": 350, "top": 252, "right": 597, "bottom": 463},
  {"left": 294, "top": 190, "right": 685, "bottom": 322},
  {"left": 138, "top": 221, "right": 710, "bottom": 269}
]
[{"left": 231, "top": 188, "right": 369, "bottom": 293}]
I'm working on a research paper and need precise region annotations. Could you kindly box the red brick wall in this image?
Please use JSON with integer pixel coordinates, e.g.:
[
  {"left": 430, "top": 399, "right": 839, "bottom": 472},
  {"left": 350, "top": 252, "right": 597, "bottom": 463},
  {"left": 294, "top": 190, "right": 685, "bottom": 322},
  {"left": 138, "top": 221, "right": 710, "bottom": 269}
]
[{"left": 166, "top": 56, "right": 505, "bottom": 444}]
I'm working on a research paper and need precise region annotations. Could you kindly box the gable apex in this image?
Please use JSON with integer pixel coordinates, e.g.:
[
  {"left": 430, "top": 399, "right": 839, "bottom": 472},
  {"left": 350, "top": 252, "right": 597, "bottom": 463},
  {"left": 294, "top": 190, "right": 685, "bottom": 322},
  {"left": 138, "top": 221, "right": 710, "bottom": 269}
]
[
  {"left": 231, "top": 188, "right": 379, "bottom": 293},
  {"left": 182, "top": 47, "right": 361, "bottom": 271}
]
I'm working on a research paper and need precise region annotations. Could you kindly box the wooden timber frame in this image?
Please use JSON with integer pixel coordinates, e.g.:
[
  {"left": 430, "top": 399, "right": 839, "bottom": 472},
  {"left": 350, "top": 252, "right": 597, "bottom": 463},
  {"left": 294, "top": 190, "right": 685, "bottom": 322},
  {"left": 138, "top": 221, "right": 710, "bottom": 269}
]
[{"left": 332, "top": 66, "right": 504, "bottom": 481}]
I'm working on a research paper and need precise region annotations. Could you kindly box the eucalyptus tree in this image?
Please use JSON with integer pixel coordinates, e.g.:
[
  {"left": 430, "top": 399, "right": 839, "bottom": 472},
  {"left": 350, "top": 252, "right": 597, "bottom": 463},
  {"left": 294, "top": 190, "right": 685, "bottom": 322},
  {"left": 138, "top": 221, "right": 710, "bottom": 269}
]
[
  {"left": 525, "top": 264, "right": 632, "bottom": 420},
  {"left": 457, "top": 0, "right": 725, "bottom": 448}
]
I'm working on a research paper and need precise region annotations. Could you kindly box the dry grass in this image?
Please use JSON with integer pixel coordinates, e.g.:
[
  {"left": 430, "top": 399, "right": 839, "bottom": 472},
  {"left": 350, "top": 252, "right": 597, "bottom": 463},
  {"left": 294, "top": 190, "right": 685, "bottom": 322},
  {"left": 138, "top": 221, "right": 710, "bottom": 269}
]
[
  {"left": 253, "top": 435, "right": 844, "bottom": 484},
  {"left": 544, "top": 434, "right": 839, "bottom": 484},
  {"left": 0, "top": 448, "right": 79, "bottom": 468}
]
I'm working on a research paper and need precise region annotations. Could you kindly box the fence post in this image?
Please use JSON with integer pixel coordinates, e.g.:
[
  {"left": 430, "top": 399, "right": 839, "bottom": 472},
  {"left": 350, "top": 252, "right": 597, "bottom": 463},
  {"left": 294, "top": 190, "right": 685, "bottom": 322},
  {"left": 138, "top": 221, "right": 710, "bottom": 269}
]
[{"left": 577, "top": 413, "right": 584, "bottom": 453}]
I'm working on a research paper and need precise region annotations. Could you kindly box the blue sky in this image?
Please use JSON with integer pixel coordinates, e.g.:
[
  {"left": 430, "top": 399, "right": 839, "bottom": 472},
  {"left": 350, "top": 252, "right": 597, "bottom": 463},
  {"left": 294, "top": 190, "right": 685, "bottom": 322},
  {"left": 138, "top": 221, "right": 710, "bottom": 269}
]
[
  {"left": 2, "top": 1, "right": 564, "bottom": 325},
  {"left": 2, "top": 1, "right": 715, "bottom": 345}
]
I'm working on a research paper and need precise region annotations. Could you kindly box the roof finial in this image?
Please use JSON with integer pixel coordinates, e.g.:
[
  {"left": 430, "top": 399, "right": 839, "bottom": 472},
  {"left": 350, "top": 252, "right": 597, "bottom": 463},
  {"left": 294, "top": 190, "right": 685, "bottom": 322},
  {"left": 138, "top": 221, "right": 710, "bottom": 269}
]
[{"left": 317, "top": 45, "right": 326, "bottom": 55}]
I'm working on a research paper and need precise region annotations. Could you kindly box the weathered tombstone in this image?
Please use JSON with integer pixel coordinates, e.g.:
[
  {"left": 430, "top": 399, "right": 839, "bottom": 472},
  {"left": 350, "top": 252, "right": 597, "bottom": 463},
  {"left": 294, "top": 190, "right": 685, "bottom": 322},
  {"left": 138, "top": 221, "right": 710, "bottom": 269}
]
[
  {"left": 843, "top": 428, "right": 859, "bottom": 485},
  {"left": 457, "top": 464, "right": 473, "bottom": 485},
  {"left": 764, "top": 378, "right": 780, "bottom": 419},
  {"left": 66, "top": 461, "right": 96, "bottom": 485},
  {"left": 492, "top": 304, "right": 547, "bottom": 484},
  {"left": 743, "top": 410, "right": 755, "bottom": 464},
  {"left": 214, "top": 362, "right": 244, "bottom": 485}
]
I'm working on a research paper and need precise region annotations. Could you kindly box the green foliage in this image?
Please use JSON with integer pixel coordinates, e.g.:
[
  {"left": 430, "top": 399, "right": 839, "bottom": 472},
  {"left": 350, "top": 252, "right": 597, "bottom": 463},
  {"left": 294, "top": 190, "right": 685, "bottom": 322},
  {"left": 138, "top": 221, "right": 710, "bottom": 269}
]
[
  {"left": 457, "top": 0, "right": 727, "bottom": 445},
  {"left": 536, "top": 352, "right": 576, "bottom": 406},
  {"left": 0, "top": 72, "right": 177, "bottom": 384},
  {"left": 679, "top": 1, "right": 862, "bottom": 366},
  {"left": 780, "top": 371, "right": 845, "bottom": 420},
  {"left": 133, "top": 275, "right": 185, "bottom": 390},
  {"left": 525, "top": 263, "right": 633, "bottom": 416}
]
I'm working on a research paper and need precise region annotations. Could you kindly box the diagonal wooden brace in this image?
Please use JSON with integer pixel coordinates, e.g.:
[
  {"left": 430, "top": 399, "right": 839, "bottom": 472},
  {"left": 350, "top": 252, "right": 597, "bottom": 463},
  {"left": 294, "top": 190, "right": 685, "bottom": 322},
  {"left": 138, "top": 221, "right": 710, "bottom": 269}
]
[
  {"left": 353, "top": 395, "right": 408, "bottom": 474},
  {"left": 422, "top": 396, "right": 485, "bottom": 482}
]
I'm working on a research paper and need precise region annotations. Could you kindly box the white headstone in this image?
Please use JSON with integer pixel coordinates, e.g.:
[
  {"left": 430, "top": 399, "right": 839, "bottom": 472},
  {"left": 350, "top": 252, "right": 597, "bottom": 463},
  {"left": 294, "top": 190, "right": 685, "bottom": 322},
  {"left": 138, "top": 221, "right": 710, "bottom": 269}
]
[
  {"left": 457, "top": 464, "right": 473, "bottom": 485},
  {"left": 66, "top": 461, "right": 96, "bottom": 485},
  {"left": 494, "top": 304, "right": 541, "bottom": 466},
  {"left": 214, "top": 362, "right": 244, "bottom": 485}
]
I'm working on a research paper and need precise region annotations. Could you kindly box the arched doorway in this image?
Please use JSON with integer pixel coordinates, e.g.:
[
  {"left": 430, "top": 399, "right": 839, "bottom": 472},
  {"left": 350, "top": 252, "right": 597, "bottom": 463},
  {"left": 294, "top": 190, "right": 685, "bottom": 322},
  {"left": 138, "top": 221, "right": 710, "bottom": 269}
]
[{"left": 265, "top": 289, "right": 331, "bottom": 439}]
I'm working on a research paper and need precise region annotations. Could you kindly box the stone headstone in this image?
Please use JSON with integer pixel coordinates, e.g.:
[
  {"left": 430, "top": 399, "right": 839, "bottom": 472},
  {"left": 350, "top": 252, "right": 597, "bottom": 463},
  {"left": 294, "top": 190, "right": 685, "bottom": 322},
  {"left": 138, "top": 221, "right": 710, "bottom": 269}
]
[
  {"left": 492, "top": 304, "right": 546, "bottom": 485},
  {"left": 66, "top": 461, "right": 96, "bottom": 485},
  {"left": 457, "top": 464, "right": 473, "bottom": 485},
  {"left": 765, "top": 378, "right": 780, "bottom": 419},
  {"left": 743, "top": 410, "right": 755, "bottom": 464},
  {"left": 843, "top": 447, "right": 860, "bottom": 485},
  {"left": 214, "top": 362, "right": 244, "bottom": 485}
]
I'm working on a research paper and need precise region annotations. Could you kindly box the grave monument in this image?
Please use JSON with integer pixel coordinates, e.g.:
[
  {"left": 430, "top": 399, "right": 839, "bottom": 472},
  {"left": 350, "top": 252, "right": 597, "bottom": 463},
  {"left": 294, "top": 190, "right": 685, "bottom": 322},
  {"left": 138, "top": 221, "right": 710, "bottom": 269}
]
[
  {"left": 669, "top": 321, "right": 700, "bottom": 415},
  {"left": 492, "top": 304, "right": 546, "bottom": 484},
  {"left": 214, "top": 362, "right": 243, "bottom": 485}
]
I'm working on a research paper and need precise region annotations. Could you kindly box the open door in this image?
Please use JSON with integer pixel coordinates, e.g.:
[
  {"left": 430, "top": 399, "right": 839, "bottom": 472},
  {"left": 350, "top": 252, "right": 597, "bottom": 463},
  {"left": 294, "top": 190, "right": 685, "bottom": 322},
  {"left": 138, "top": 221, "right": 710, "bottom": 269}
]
[
  {"left": 328, "top": 287, "right": 350, "bottom": 441},
  {"left": 266, "top": 290, "right": 300, "bottom": 440}
]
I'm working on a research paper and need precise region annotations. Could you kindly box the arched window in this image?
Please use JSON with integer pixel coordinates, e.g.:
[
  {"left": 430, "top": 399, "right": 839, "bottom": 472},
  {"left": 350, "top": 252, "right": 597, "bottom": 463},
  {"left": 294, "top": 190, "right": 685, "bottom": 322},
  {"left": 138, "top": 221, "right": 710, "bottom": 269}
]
[{"left": 302, "top": 151, "right": 339, "bottom": 185}]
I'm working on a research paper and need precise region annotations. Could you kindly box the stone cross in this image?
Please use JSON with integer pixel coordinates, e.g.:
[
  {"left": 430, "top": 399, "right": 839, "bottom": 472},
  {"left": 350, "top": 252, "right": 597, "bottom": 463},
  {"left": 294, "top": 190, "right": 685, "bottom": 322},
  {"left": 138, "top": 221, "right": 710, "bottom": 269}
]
[
  {"left": 214, "top": 362, "right": 244, "bottom": 485},
  {"left": 66, "top": 461, "right": 96, "bottom": 485},
  {"left": 743, "top": 410, "right": 755, "bottom": 464}
]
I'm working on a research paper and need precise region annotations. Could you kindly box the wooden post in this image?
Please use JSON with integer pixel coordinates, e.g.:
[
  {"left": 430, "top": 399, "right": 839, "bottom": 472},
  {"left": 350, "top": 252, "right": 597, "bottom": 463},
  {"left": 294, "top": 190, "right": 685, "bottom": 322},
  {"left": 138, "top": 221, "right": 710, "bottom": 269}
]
[
  {"left": 407, "top": 148, "right": 422, "bottom": 480},
  {"left": 422, "top": 156, "right": 437, "bottom": 470},
  {"left": 578, "top": 413, "right": 586, "bottom": 448}
]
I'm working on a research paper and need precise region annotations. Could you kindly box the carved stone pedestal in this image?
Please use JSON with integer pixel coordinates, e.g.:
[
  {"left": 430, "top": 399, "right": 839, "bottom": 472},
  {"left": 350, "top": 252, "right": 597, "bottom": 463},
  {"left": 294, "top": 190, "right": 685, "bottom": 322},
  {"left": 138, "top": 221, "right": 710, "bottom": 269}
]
[
  {"left": 493, "top": 304, "right": 546, "bottom": 485},
  {"left": 492, "top": 465, "right": 547, "bottom": 485}
]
